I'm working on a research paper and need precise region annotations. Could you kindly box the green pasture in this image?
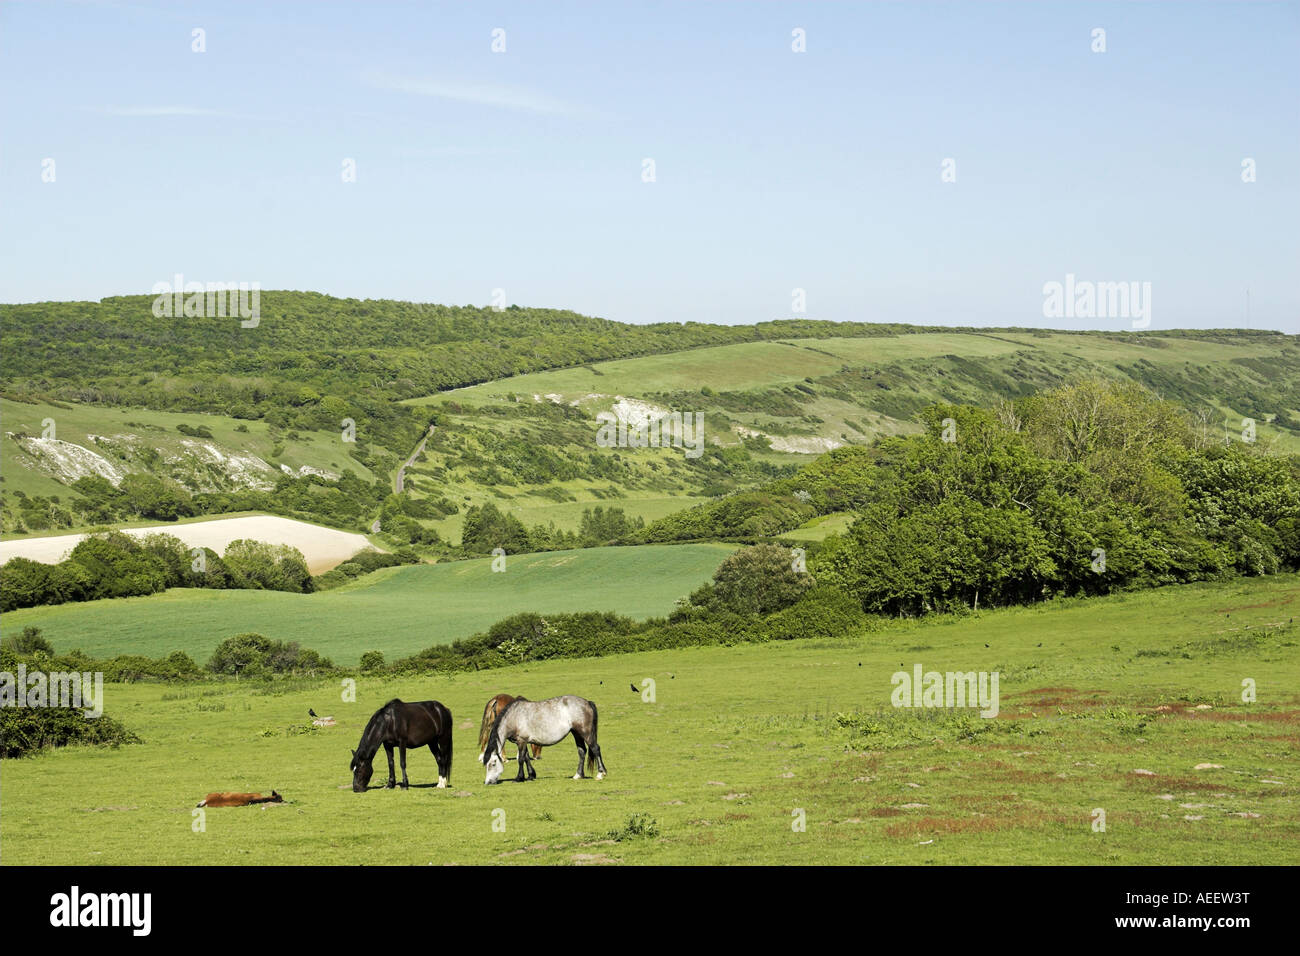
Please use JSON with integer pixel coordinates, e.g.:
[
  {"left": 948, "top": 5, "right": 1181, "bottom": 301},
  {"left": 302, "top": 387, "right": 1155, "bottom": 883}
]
[
  {"left": 2, "top": 574, "right": 1296, "bottom": 864},
  {"left": 407, "top": 335, "right": 1025, "bottom": 406},
  {"left": 407, "top": 332, "right": 1287, "bottom": 408}
]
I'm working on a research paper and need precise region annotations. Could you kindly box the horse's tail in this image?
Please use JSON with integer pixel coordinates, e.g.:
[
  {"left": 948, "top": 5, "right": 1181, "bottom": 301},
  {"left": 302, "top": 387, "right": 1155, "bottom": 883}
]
[
  {"left": 484, "top": 700, "right": 515, "bottom": 764},
  {"left": 439, "top": 702, "right": 454, "bottom": 781},
  {"left": 477, "top": 697, "right": 501, "bottom": 763},
  {"left": 586, "top": 700, "right": 599, "bottom": 774}
]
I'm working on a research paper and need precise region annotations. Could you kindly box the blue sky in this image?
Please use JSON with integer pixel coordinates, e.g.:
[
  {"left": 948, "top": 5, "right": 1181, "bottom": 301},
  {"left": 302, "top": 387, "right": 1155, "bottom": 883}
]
[{"left": 2, "top": 1, "right": 1296, "bottom": 332}]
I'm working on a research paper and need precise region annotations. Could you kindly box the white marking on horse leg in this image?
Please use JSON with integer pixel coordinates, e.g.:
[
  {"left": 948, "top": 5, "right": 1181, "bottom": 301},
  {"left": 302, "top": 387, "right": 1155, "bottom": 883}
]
[
  {"left": 596, "top": 772, "right": 605, "bottom": 780},
  {"left": 573, "top": 773, "right": 582, "bottom": 780},
  {"left": 437, "top": 776, "right": 447, "bottom": 788}
]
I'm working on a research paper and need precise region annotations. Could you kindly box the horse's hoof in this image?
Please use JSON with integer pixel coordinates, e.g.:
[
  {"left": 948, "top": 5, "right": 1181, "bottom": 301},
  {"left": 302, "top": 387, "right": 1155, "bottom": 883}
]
[
  {"left": 597, "top": 772, "right": 605, "bottom": 780},
  {"left": 572, "top": 774, "right": 582, "bottom": 780}
]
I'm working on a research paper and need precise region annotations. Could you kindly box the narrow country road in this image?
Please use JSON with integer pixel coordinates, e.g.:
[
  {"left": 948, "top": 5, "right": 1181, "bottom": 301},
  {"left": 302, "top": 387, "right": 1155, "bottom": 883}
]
[{"left": 394, "top": 424, "right": 435, "bottom": 493}]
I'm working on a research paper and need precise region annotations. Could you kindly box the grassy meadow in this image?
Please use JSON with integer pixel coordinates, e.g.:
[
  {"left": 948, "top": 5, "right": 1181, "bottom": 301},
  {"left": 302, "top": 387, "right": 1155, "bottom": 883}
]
[
  {"left": 414, "top": 332, "right": 1290, "bottom": 407},
  {"left": 2, "top": 574, "right": 1297, "bottom": 865},
  {"left": 0, "top": 543, "right": 736, "bottom": 664}
]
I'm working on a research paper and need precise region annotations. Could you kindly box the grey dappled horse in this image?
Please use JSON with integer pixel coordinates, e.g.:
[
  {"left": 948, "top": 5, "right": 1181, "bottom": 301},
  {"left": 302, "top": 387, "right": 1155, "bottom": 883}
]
[{"left": 482, "top": 695, "right": 606, "bottom": 784}]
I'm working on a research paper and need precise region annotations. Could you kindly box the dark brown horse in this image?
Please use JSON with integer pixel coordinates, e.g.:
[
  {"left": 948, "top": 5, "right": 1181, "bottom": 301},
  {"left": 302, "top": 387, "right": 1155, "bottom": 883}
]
[
  {"left": 478, "top": 694, "right": 542, "bottom": 764},
  {"left": 350, "top": 699, "right": 452, "bottom": 792}
]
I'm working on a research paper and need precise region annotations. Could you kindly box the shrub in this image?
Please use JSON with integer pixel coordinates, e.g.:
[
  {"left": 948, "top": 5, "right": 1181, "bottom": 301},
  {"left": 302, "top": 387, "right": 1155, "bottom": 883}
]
[
  {"left": 1, "top": 625, "right": 53, "bottom": 655},
  {"left": 207, "top": 632, "right": 333, "bottom": 677},
  {"left": 207, "top": 632, "right": 275, "bottom": 676},
  {"left": 605, "top": 814, "right": 660, "bottom": 841},
  {"left": 710, "top": 543, "right": 815, "bottom": 615},
  {"left": 223, "top": 540, "right": 314, "bottom": 593},
  {"left": 0, "top": 707, "right": 141, "bottom": 758},
  {"left": 460, "top": 502, "right": 531, "bottom": 554},
  {"left": 761, "top": 586, "right": 868, "bottom": 641}
]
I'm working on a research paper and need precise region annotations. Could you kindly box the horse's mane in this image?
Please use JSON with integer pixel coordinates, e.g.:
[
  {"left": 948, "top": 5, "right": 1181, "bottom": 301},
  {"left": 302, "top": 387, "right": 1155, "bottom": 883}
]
[
  {"left": 478, "top": 695, "right": 506, "bottom": 755},
  {"left": 484, "top": 698, "right": 521, "bottom": 762},
  {"left": 478, "top": 695, "right": 528, "bottom": 755},
  {"left": 355, "top": 699, "right": 402, "bottom": 762}
]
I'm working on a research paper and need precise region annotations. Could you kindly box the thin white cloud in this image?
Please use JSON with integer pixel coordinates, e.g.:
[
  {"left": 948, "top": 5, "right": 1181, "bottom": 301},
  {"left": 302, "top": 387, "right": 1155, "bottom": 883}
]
[{"left": 362, "top": 71, "right": 591, "bottom": 117}]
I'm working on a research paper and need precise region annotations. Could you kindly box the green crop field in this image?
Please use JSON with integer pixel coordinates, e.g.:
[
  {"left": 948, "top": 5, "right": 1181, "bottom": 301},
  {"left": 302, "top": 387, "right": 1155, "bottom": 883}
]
[
  {"left": 3, "top": 574, "right": 1296, "bottom": 865},
  {"left": 418, "top": 493, "right": 712, "bottom": 544},
  {"left": 0, "top": 543, "right": 736, "bottom": 664}
]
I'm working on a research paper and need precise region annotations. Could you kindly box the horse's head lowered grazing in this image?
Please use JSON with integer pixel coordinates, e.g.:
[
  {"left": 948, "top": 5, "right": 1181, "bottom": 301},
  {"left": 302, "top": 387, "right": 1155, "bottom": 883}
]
[
  {"left": 483, "top": 744, "right": 506, "bottom": 785},
  {"left": 349, "top": 698, "right": 455, "bottom": 792},
  {"left": 349, "top": 748, "right": 374, "bottom": 792},
  {"left": 482, "top": 695, "right": 605, "bottom": 785}
]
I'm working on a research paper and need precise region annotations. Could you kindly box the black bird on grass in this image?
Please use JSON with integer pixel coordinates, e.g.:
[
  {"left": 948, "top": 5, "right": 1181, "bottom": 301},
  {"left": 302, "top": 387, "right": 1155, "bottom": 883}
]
[
  {"left": 309, "top": 708, "right": 318, "bottom": 718},
  {"left": 630, "top": 683, "right": 639, "bottom": 693}
]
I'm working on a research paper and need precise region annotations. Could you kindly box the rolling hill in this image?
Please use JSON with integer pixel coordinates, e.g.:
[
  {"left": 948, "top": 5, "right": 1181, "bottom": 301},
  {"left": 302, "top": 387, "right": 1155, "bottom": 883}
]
[{"left": 3, "top": 293, "right": 1297, "bottom": 558}]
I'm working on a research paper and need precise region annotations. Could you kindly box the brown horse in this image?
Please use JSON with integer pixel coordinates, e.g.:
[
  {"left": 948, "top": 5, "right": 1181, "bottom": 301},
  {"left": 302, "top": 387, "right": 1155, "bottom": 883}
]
[
  {"left": 197, "top": 790, "right": 283, "bottom": 808},
  {"left": 478, "top": 694, "right": 542, "bottom": 763}
]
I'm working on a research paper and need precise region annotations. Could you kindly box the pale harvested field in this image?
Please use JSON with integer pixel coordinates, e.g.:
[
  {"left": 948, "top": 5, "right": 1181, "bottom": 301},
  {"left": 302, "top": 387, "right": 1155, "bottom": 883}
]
[{"left": 0, "top": 515, "right": 376, "bottom": 573}]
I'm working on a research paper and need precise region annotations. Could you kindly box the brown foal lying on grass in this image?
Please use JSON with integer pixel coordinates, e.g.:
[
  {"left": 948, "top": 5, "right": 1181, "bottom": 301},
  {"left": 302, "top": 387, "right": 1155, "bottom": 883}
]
[{"left": 196, "top": 790, "right": 283, "bottom": 808}]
